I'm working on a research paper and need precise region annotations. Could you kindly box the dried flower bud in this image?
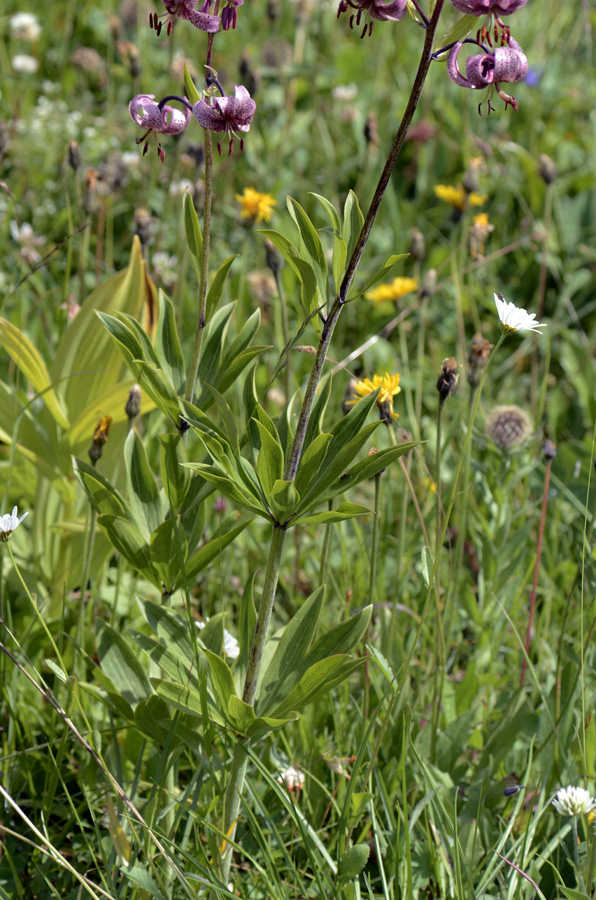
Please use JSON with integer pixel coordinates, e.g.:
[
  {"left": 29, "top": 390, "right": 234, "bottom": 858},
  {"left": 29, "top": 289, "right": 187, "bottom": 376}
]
[
  {"left": 486, "top": 405, "right": 532, "bottom": 450},
  {"left": 364, "top": 112, "right": 379, "bottom": 149},
  {"left": 265, "top": 238, "right": 284, "bottom": 274},
  {"left": 462, "top": 157, "right": 483, "bottom": 194},
  {"left": 409, "top": 227, "right": 425, "bottom": 261},
  {"left": 88, "top": 415, "right": 112, "bottom": 465},
  {"left": 467, "top": 332, "right": 493, "bottom": 387},
  {"left": 125, "top": 384, "right": 142, "bottom": 420},
  {"left": 436, "top": 357, "right": 459, "bottom": 402},
  {"left": 420, "top": 268, "right": 437, "bottom": 299},
  {"left": 538, "top": 154, "right": 557, "bottom": 185},
  {"left": 68, "top": 140, "right": 81, "bottom": 171},
  {"left": 543, "top": 439, "right": 557, "bottom": 460}
]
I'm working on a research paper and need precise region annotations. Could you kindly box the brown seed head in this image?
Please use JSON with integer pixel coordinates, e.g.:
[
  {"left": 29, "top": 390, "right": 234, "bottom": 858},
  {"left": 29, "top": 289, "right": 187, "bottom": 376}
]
[
  {"left": 467, "top": 333, "right": 493, "bottom": 387},
  {"left": 486, "top": 406, "right": 532, "bottom": 450},
  {"left": 436, "top": 357, "right": 459, "bottom": 402}
]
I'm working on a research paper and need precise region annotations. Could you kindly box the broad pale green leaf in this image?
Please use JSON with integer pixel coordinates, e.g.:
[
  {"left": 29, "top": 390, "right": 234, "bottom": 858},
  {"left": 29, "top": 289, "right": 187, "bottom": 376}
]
[
  {"left": 72, "top": 457, "right": 128, "bottom": 517},
  {"left": 97, "top": 514, "right": 155, "bottom": 580},
  {"left": 310, "top": 192, "right": 341, "bottom": 233},
  {"left": 184, "top": 463, "right": 264, "bottom": 515},
  {"left": 291, "top": 501, "right": 371, "bottom": 527},
  {"left": 134, "top": 695, "right": 171, "bottom": 742},
  {"left": 206, "top": 384, "right": 238, "bottom": 450},
  {"left": 196, "top": 302, "right": 235, "bottom": 397},
  {"left": 205, "top": 255, "right": 237, "bottom": 322},
  {"left": 55, "top": 238, "right": 149, "bottom": 422},
  {"left": 67, "top": 380, "right": 156, "bottom": 454},
  {"left": 122, "top": 866, "right": 166, "bottom": 900},
  {"left": 133, "top": 631, "right": 197, "bottom": 691},
  {"left": 246, "top": 711, "right": 299, "bottom": 740},
  {"left": 96, "top": 620, "right": 152, "bottom": 708},
  {"left": 338, "top": 844, "right": 370, "bottom": 884},
  {"left": 124, "top": 430, "right": 163, "bottom": 541},
  {"left": 155, "top": 290, "right": 185, "bottom": 392},
  {"left": 153, "top": 679, "right": 208, "bottom": 719},
  {"left": 227, "top": 694, "right": 256, "bottom": 735},
  {"left": 134, "top": 360, "right": 182, "bottom": 423},
  {"left": 0, "top": 317, "right": 69, "bottom": 429}
]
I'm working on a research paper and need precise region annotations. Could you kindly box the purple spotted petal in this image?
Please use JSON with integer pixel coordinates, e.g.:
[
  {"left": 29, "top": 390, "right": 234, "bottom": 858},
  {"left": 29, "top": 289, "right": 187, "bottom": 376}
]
[
  {"left": 447, "top": 43, "right": 473, "bottom": 87},
  {"left": 129, "top": 95, "right": 164, "bottom": 129},
  {"left": 448, "top": 0, "right": 527, "bottom": 14},
  {"left": 192, "top": 85, "right": 256, "bottom": 133},
  {"left": 161, "top": 102, "right": 191, "bottom": 134},
  {"left": 161, "top": 0, "right": 220, "bottom": 30},
  {"left": 493, "top": 37, "right": 528, "bottom": 82},
  {"left": 368, "top": 0, "right": 407, "bottom": 21}
]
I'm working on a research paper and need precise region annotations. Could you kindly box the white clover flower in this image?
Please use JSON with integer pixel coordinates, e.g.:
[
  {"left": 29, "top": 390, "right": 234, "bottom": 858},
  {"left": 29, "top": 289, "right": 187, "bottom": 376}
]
[
  {"left": 0, "top": 506, "right": 28, "bottom": 541},
  {"left": 494, "top": 292, "right": 546, "bottom": 335},
  {"left": 552, "top": 785, "right": 596, "bottom": 816},
  {"left": 10, "top": 13, "right": 41, "bottom": 42},
  {"left": 196, "top": 619, "right": 240, "bottom": 659},
  {"left": 11, "top": 54, "right": 39, "bottom": 74},
  {"left": 277, "top": 765, "right": 305, "bottom": 793}
]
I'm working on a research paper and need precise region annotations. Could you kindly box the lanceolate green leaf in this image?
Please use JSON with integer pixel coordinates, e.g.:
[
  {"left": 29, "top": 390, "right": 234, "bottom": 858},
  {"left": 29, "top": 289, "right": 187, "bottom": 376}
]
[
  {"left": 287, "top": 197, "right": 328, "bottom": 304},
  {"left": 97, "top": 514, "right": 155, "bottom": 582},
  {"left": 349, "top": 253, "right": 410, "bottom": 302},
  {"left": 72, "top": 457, "right": 128, "bottom": 517},
  {"left": 342, "top": 191, "right": 365, "bottom": 268},
  {"left": 159, "top": 433, "right": 189, "bottom": 511},
  {"left": 291, "top": 502, "right": 370, "bottom": 527},
  {"left": 155, "top": 290, "right": 185, "bottom": 393},
  {"left": 0, "top": 317, "right": 69, "bottom": 429},
  {"left": 185, "top": 511, "right": 255, "bottom": 579},
  {"left": 205, "top": 255, "right": 238, "bottom": 322},
  {"left": 318, "top": 441, "right": 418, "bottom": 503},
  {"left": 265, "top": 656, "right": 365, "bottom": 720},
  {"left": 124, "top": 430, "right": 163, "bottom": 540},
  {"left": 96, "top": 620, "right": 152, "bottom": 708},
  {"left": 183, "top": 190, "right": 203, "bottom": 282}
]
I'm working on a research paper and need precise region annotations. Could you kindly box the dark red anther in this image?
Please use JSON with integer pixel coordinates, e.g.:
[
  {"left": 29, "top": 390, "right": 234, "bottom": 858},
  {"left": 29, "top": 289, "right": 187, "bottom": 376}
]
[
  {"left": 217, "top": 140, "right": 222, "bottom": 156},
  {"left": 228, "top": 135, "right": 234, "bottom": 155},
  {"left": 158, "top": 144, "right": 166, "bottom": 163},
  {"left": 167, "top": 19, "right": 173, "bottom": 34},
  {"left": 240, "top": 137, "right": 244, "bottom": 151}
]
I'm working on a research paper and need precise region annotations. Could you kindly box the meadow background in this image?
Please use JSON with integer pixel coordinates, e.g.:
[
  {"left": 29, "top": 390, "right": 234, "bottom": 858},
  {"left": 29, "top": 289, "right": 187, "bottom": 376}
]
[{"left": 1, "top": 1, "right": 596, "bottom": 898}]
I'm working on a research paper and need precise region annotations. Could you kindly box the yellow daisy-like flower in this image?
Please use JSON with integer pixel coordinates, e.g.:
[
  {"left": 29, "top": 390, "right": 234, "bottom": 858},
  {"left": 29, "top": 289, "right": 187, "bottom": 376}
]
[
  {"left": 434, "top": 183, "right": 487, "bottom": 211},
  {"left": 235, "top": 187, "right": 277, "bottom": 223},
  {"left": 348, "top": 372, "right": 401, "bottom": 421},
  {"left": 366, "top": 276, "right": 418, "bottom": 304}
]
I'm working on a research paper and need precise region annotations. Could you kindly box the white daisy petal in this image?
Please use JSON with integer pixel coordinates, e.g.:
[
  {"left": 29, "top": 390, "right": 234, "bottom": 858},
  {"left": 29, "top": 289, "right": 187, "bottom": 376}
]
[
  {"left": 494, "top": 292, "right": 546, "bottom": 334},
  {"left": 0, "top": 506, "right": 28, "bottom": 541},
  {"left": 552, "top": 785, "right": 596, "bottom": 816}
]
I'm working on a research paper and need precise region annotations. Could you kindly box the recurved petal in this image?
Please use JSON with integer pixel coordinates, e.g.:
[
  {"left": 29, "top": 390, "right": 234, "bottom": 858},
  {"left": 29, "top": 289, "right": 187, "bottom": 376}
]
[
  {"left": 369, "top": 0, "right": 407, "bottom": 21},
  {"left": 129, "top": 94, "right": 163, "bottom": 129},
  {"left": 494, "top": 37, "right": 528, "bottom": 82},
  {"left": 161, "top": 102, "right": 192, "bottom": 134},
  {"left": 447, "top": 43, "right": 473, "bottom": 88},
  {"left": 466, "top": 53, "right": 495, "bottom": 87},
  {"left": 182, "top": 7, "right": 221, "bottom": 30},
  {"left": 192, "top": 98, "right": 227, "bottom": 131},
  {"left": 230, "top": 85, "right": 257, "bottom": 125}
]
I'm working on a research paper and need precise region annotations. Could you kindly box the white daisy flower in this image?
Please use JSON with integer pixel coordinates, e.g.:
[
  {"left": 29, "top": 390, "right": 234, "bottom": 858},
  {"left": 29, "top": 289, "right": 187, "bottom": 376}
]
[
  {"left": 11, "top": 13, "right": 41, "bottom": 41},
  {"left": 494, "top": 292, "right": 546, "bottom": 335},
  {"left": 552, "top": 785, "right": 596, "bottom": 816},
  {"left": 277, "top": 764, "right": 305, "bottom": 793},
  {"left": 0, "top": 506, "right": 28, "bottom": 541},
  {"left": 11, "top": 54, "right": 39, "bottom": 74},
  {"left": 196, "top": 619, "right": 240, "bottom": 659}
]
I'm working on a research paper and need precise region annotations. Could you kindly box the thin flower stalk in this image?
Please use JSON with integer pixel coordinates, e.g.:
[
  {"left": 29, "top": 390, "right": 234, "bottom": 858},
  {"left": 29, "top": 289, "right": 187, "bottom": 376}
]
[
  {"left": 520, "top": 443, "right": 554, "bottom": 687},
  {"left": 220, "top": 2, "right": 447, "bottom": 884}
]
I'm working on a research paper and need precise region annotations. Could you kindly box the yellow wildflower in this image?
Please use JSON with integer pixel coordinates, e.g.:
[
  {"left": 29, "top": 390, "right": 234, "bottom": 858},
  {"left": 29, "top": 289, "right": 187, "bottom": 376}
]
[
  {"left": 468, "top": 212, "right": 494, "bottom": 258},
  {"left": 235, "top": 187, "right": 277, "bottom": 223},
  {"left": 366, "top": 276, "right": 418, "bottom": 304},
  {"left": 348, "top": 372, "right": 401, "bottom": 421},
  {"left": 434, "top": 183, "right": 487, "bottom": 211}
]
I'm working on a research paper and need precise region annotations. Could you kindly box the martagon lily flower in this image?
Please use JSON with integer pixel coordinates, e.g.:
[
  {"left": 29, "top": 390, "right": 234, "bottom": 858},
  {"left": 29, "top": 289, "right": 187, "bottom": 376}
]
[
  {"left": 221, "top": 0, "right": 244, "bottom": 29},
  {"left": 192, "top": 85, "right": 256, "bottom": 155},
  {"left": 494, "top": 292, "right": 546, "bottom": 335},
  {"left": 149, "top": 0, "right": 220, "bottom": 36},
  {"left": 448, "top": 0, "right": 527, "bottom": 14},
  {"left": 447, "top": 36, "right": 528, "bottom": 110},
  {"left": 0, "top": 506, "right": 28, "bottom": 542},
  {"left": 129, "top": 94, "right": 191, "bottom": 161},
  {"left": 337, "top": 0, "right": 407, "bottom": 38}
]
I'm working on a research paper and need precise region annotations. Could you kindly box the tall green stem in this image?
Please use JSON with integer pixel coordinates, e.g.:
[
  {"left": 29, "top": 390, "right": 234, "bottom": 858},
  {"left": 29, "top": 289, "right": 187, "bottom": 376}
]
[{"left": 185, "top": 127, "right": 213, "bottom": 402}]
